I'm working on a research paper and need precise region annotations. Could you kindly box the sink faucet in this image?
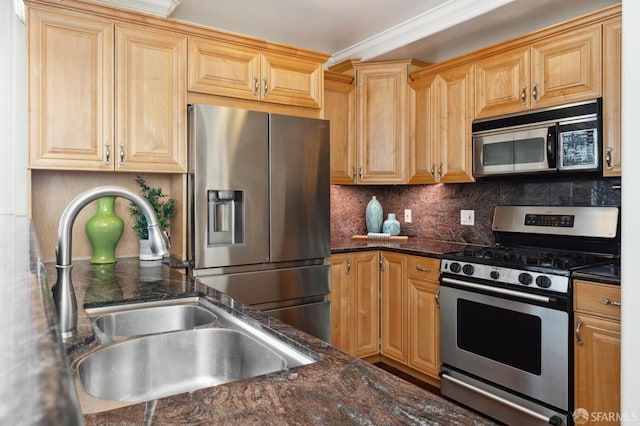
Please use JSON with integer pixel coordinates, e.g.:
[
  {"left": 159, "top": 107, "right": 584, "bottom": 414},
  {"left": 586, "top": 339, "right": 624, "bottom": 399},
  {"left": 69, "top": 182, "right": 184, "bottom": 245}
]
[{"left": 52, "top": 186, "right": 171, "bottom": 339}]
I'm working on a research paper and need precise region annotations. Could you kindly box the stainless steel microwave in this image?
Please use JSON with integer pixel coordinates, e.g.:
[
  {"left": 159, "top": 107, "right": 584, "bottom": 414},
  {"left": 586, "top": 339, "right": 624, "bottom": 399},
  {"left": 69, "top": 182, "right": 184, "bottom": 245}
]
[{"left": 472, "top": 98, "right": 602, "bottom": 178}]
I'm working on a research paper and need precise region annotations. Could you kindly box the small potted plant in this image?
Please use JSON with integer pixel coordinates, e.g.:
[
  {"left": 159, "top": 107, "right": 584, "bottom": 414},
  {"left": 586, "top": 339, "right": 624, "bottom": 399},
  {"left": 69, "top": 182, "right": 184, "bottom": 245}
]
[{"left": 129, "top": 175, "right": 176, "bottom": 260}]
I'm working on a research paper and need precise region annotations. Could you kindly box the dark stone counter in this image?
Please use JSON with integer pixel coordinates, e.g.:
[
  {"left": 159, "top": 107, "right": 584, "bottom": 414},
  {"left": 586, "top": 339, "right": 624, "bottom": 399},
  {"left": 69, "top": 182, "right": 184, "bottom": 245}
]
[
  {"left": 331, "top": 237, "right": 476, "bottom": 257},
  {"left": 4, "top": 216, "right": 496, "bottom": 425},
  {"left": 572, "top": 261, "right": 621, "bottom": 285}
]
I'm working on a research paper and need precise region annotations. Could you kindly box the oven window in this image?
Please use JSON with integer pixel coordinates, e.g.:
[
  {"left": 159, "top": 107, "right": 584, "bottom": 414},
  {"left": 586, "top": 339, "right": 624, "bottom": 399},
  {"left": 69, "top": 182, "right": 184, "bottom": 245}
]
[{"left": 457, "top": 300, "right": 542, "bottom": 375}]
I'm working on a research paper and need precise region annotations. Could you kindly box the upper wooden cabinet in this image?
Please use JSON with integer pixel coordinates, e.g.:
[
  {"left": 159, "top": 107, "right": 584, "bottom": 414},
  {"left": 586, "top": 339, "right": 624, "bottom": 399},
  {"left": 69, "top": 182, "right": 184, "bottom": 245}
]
[
  {"left": 409, "top": 63, "right": 475, "bottom": 184},
  {"left": 188, "top": 37, "right": 324, "bottom": 109},
  {"left": 324, "top": 71, "right": 357, "bottom": 184},
  {"left": 474, "top": 24, "right": 602, "bottom": 118},
  {"left": 325, "top": 60, "right": 424, "bottom": 184},
  {"left": 603, "top": 17, "right": 622, "bottom": 177},
  {"left": 28, "top": 7, "right": 187, "bottom": 172}
]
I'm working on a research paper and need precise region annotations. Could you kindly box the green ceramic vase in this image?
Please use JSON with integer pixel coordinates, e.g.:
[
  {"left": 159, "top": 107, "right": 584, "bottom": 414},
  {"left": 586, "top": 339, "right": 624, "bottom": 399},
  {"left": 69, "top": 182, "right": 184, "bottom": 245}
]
[{"left": 85, "top": 196, "right": 124, "bottom": 264}]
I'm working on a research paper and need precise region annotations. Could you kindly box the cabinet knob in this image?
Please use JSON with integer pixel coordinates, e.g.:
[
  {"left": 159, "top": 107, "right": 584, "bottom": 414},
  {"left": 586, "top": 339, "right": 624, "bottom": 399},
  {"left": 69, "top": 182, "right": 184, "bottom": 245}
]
[
  {"left": 253, "top": 77, "right": 259, "bottom": 96},
  {"left": 263, "top": 78, "right": 268, "bottom": 97},
  {"left": 520, "top": 86, "right": 527, "bottom": 105},
  {"left": 605, "top": 147, "right": 614, "bottom": 170},
  {"left": 532, "top": 83, "right": 539, "bottom": 103},
  {"left": 119, "top": 143, "right": 125, "bottom": 166}
]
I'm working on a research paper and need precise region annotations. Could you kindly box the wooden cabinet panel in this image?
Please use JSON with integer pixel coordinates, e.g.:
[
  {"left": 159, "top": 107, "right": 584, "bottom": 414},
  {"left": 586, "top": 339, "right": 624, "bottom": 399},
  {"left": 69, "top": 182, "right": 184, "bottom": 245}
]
[
  {"left": 603, "top": 17, "right": 622, "bottom": 177},
  {"left": 188, "top": 38, "right": 323, "bottom": 108},
  {"left": 574, "top": 280, "right": 621, "bottom": 424},
  {"left": 574, "top": 313, "right": 621, "bottom": 424},
  {"left": 475, "top": 24, "right": 601, "bottom": 118},
  {"left": 116, "top": 24, "right": 187, "bottom": 172},
  {"left": 380, "top": 252, "right": 407, "bottom": 363},
  {"left": 357, "top": 64, "right": 408, "bottom": 184},
  {"left": 409, "top": 63, "right": 474, "bottom": 184},
  {"left": 28, "top": 8, "right": 187, "bottom": 173},
  {"left": 474, "top": 46, "right": 529, "bottom": 118},
  {"left": 328, "top": 251, "right": 379, "bottom": 358},
  {"left": 530, "top": 24, "right": 601, "bottom": 109},
  {"left": 408, "top": 277, "right": 440, "bottom": 377},
  {"left": 324, "top": 71, "right": 356, "bottom": 184},
  {"left": 28, "top": 8, "right": 114, "bottom": 170}
]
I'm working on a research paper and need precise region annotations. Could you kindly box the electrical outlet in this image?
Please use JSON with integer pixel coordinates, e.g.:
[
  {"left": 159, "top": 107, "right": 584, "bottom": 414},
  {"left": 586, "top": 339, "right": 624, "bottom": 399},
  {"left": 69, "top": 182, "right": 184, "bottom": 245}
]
[
  {"left": 460, "top": 210, "right": 475, "bottom": 226},
  {"left": 404, "top": 209, "right": 412, "bottom": 223}
]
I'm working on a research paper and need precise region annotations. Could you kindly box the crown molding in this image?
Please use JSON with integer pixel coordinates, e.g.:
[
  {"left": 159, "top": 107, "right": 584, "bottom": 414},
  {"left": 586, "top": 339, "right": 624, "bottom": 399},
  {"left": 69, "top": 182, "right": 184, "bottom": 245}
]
[
  {"left": 327, "top": 0, "right": 514, "bottom": 65},
  {"left": 93, "top": 0, "right": 179, "bottom": 17}
]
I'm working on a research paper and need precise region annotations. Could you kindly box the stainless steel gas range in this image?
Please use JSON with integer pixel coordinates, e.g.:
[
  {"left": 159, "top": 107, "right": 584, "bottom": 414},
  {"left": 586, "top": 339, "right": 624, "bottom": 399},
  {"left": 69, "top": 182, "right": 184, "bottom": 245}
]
[{"left": 439, "top": 206, "right": 620, "bottom": 426}]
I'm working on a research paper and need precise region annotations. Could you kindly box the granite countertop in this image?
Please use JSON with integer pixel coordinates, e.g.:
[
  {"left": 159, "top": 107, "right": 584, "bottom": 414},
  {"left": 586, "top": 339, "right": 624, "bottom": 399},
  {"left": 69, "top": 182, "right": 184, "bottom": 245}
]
[
  {"left": 3, "top": 215, "right": 496, "bottom": 425},
  {"left": 572, "top": 261, "right": 621, "bottom": 285},
  {"left": 331, "top": 237, "right": 475, "bottom": 257}
]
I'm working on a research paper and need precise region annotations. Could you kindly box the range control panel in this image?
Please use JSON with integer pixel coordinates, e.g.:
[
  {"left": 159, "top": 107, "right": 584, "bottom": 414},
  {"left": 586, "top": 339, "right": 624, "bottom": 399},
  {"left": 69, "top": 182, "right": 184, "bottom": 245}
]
[{"left": 524, "top": 214, "right": 575, "bottom": 228}]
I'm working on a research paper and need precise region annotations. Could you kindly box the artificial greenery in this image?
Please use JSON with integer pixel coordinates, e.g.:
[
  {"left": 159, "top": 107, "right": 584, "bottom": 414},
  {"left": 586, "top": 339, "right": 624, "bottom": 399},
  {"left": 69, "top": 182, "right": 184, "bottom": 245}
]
[{"left": 129, "top": 175, "right": 176, "bottom": 240}]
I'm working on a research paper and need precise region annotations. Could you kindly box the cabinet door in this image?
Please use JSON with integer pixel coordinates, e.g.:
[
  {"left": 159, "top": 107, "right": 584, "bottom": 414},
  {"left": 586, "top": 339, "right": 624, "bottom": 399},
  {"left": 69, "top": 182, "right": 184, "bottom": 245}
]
[
  {"left": 327, "top": 254, "right": 353, "bottom": 353},
  {"left": 603, "top": 17, "right": 622, "bottom": 177},
  {"left": 116, "top": 24, "right": 187, "bottom": 173},
  {"left": 380, "top": 252, "right": 407, "bottom": 363},
  {"left": 28, "top": 8, "right": 114, "bottom": 171},
  {"left": 474, "top": 46, "right": 530, "bottom": 118},
  {"left": 187, "top": 37, "right": 261, "bottom": 101},
  {"left": 261, "top": 51, "right": 323, "bottom": 108},
  {"left": 409, "top": 74, "right": 438, "bottom": 184},
  {"left": 574, "top": 313, "right": 621, "bottom": 424},
  {"left": 530, "top": 24, "right": 602, "bottom": 109},
  {"left": 407, "top": 277, "right": 440, "bottom": 379},
  {"left": 357, "top": 64, "right": 408, "bottom": 184},
  {"left": 437, "top": 63, "right": 475, "bottom": 183},
  {"left": 324, "top": 72, "right": 357, "bottom": 184},
  {"left": 353, "top": 251, "right": 380, "bottom": 358}
]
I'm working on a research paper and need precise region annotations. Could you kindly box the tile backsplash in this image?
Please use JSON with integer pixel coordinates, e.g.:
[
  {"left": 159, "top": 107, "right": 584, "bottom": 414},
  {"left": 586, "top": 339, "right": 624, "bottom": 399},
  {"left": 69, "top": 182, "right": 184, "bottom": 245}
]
[{"left": 330, "top": 177, "right": 621, "bottom": 246}]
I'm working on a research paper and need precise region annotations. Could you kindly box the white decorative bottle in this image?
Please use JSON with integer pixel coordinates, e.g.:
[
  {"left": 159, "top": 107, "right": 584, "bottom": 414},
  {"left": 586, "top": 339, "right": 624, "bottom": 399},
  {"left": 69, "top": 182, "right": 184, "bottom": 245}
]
[
  {"left": 365, "top": 196, "right": 383, "bottom": 233},
  {"left": 382, "top": 213, "right": 401, "bottom": 236}
]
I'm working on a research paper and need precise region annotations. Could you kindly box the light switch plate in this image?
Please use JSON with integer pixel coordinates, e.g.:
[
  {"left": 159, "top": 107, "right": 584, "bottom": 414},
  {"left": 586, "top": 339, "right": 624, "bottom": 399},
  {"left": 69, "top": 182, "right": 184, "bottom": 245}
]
[
  {"left": 460, "top": 210, "right": 475, "bottom": 226},
  {"left": 404, "top": 209, "right": 412, "bottom": 223}
]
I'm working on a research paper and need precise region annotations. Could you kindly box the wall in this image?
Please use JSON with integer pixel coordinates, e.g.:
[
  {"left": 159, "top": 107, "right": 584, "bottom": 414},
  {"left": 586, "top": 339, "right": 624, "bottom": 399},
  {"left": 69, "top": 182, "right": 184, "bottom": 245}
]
[{"left": 330, "top": 177, "right": 621, "bottom": 244}]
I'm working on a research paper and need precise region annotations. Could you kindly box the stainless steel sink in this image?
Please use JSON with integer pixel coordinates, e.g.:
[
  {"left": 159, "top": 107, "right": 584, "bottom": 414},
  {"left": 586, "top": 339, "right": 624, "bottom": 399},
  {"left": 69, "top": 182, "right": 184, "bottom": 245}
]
[
  {"left": 73, "top": 297, "right": 319, "bottom": 414},
  {"left": 93, "top": 304, "right": 218, "bottom": 339},
  {"left": 78, "top": 329, "right": 286, "bottom": 402}
]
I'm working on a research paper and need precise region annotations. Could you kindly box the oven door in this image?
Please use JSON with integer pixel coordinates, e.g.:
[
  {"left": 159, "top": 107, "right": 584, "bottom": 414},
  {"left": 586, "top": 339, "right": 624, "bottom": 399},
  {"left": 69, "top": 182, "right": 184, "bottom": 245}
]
[{"left": 439, "top": 277, "right": 569, "bottom": 411}]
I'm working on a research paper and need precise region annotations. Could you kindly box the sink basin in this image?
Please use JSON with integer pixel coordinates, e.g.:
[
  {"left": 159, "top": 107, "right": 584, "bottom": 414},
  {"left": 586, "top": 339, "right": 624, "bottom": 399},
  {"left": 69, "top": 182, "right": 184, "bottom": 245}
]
[
  {"left": 94, "top": 304, "right": 218, "bottom": 339},
  {"left": 74, "top": 297, "right": 319, "bottom": 413},
  {"left": 78, "top": 329, "right": 286, "bottom": 402}
]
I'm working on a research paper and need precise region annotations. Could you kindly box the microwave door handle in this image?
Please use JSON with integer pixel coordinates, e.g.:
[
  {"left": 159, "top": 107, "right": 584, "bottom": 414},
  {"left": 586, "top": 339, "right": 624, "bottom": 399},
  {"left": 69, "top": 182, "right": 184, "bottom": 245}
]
[{"left": 547, "top": 126, "right": 557, "bottom": 168}]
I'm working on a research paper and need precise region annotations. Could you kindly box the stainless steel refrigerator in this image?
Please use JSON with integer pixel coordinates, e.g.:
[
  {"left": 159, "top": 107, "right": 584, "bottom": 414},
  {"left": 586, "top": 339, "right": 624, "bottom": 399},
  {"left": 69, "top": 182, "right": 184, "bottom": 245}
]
[{"left": 187, "top": 104, "right": 331, "bottom": 341}]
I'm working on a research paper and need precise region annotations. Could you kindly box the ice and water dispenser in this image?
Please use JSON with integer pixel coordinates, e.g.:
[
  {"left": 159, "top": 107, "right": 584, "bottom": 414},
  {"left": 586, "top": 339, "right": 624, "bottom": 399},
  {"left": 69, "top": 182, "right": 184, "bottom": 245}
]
[{"left": 207, "top": 190, "right": 244, "bottom": 245}]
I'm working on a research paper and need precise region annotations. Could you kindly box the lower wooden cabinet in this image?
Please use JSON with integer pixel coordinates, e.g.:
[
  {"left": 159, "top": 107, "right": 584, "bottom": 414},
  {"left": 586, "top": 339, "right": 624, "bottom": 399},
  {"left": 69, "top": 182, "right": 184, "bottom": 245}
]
[
  {"left": 330, "top": 251, "right": 441, "bottom": 384},
  {"left": 328, "top": 251, "right": 379, "bottom": 358},
  {"left": 574, "top": 280, "right": 621, "bottom": 425}
]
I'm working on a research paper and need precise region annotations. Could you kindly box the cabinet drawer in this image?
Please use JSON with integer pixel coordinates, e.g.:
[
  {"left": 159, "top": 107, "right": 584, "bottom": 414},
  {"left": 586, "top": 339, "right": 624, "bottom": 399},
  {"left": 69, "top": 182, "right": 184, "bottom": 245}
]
[
  {"left": 407, "top": 256, "right": 440, "bottom": 280},
  {"left": 574, "top": 280, "right": 621, "bottom": 320}
]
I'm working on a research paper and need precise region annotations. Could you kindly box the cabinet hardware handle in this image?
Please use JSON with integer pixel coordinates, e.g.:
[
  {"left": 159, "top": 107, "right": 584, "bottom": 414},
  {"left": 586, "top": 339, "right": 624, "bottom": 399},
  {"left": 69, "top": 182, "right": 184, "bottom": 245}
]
[
  {"left": 521, "top": 86, "right": 527, "bottom": 105},
  {"left": 346, "top": 256, "right": 351, "bottom": 275},
  {"left": 435, "top": 289, "right": 440, "bottom": 309},
  {"left": 416, "top": 265, "right": 431, "bottom": 272},
  {"left": 605, "top": 147, "right": 614, "bottom": 170},
  {"left": 379, "top": 254, "right": 385, "bottom": 272},
  {"left": 104, "top": 143, "right": 111, "bottom": 165},
  {"left": 438, "top": 163, "right": 443, "bottom": 179},
  {"left": 118, "top": 144, "right": 125, "bottom": 166},
  {"left": 263, "top": 78, "right": 268, "bottom": 97},
  {"left": 359, "top": 167, "right": 363, "bottom": 180},
  {"left": 576, "top": 320, "right": 584, "bottom": 346},
  {"left": 352, "top": 167, "right": 357, "bottom": 182},
  {"left": 602, "top": 297, "right": 621, "bottom": 307},
  {"left": 253, "top": 77, "right": 259, "bottom": 96},
  {"left": 532, "top": 83, "right": 539, "bottom": 103},
  {"left": 430, "top": 163, "right": 436, "bottom": 179}
]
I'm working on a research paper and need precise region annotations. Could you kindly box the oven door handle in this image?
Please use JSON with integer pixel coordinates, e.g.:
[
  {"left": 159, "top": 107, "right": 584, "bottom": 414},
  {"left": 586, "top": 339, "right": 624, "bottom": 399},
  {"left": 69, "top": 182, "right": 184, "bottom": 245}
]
[
  {"left": 441, "top": 373, "right": 563, "bottom": 425},
  {"left": 441, "top": 277, "right": 551, "bottom": 304}
]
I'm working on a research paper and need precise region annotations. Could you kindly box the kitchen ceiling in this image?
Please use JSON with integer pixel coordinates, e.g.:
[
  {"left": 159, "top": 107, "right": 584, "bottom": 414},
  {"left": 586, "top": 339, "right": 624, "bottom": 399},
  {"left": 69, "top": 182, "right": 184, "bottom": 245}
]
[{"left": 100, "top": 0, "right": 620, "bottom": 65}]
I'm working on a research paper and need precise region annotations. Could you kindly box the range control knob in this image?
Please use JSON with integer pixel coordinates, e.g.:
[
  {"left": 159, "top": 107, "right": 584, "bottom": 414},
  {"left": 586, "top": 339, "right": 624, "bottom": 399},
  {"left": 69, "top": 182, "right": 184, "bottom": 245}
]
[
  {"left": 462, "top": 264, "right": 475, "bottom": 275},
  {"left": 518, "top": 273, "right": 533, "bottom": 285},
  {"left": 449, "top": 262, "right": 461, "bottom": 273},
  {"left": 536, "top": 275, "right": 552, "bottom": 288},
  {"left": 490, "top": 270, "right": 500, "bottom": 280}
]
